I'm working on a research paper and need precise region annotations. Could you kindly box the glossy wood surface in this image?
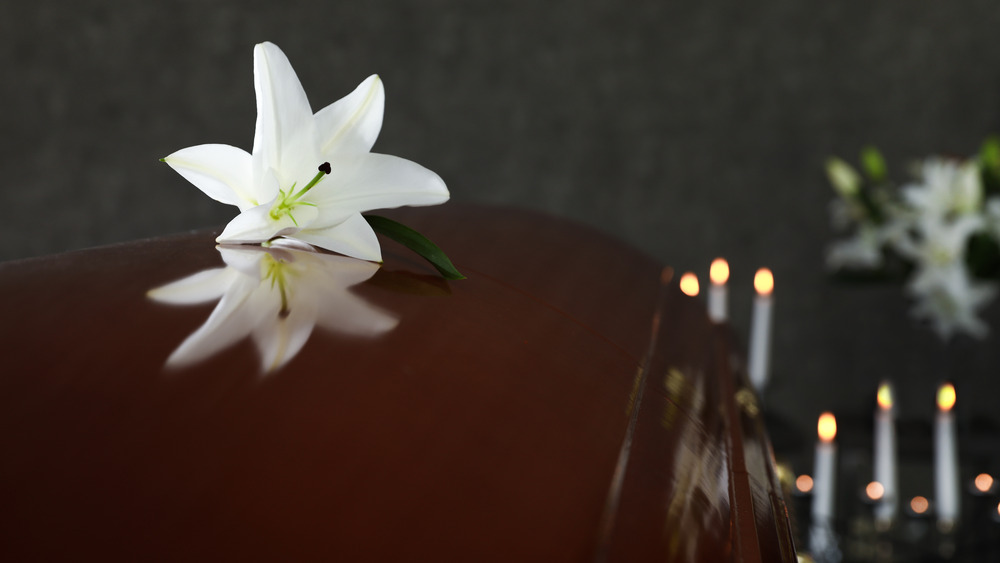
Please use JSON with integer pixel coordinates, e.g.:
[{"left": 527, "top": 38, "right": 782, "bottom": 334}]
[{"left": 0, "top": 205, "right": 794, "bottom": 562}]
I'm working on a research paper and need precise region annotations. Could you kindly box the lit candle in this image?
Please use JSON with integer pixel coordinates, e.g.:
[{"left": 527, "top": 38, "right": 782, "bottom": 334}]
[
  {"left": 935, "top": 383, "right": 960, "bottom": 528},
  {"left": 873, "top": 382, "right": 898, "bottom": 526},
  {"left": 747, "top": 268, "right": 773, "bottom": 392},
  {"left": 679, "top": 272, "right": 699, "bottom": 297},
  {"left": 707, "top": 258, "right": 729, "bottom": 323},
  {"left": 812, "top": 412, "right": 838, "bottom": 525}
]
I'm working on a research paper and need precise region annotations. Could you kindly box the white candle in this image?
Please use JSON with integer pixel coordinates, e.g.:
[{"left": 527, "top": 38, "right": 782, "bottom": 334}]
[
  {"left": 747, "top": 268, "right": 773, "bottom": 392},
  {"left": 812, "top": 412, "right": 838, "bottom": 525},
  {"left": 873, "top": 382, "right": 898, "bottom": 526},
  {"left": 707, "top": 258, "right": 729, "bottom": 323},
  {"left": 935, "top": 383, "right": 960, "bottom": 527}
]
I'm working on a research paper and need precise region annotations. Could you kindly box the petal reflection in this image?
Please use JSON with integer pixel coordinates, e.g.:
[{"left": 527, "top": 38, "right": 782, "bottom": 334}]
[{"left": 148, "top": 241, "right": 398, "bottom": 373}]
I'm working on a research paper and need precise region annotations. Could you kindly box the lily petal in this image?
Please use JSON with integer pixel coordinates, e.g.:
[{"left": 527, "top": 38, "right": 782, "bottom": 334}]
[
  {"left": 294, "top": 213, "right": 383, "bottom": 262},
  {"left": 165, "top": 275, "right": 269, "bottom": 368},
  {"left": 163, "top": 144, "right": 254, "bottom": 209},
  {"left": 315, "top": 292, "right": 399, "bottom": 337},
  {"left": 267, "top": 237, "right": 316, "bottom": 252},
  {"left": 310, "top": 154, "right": 449, "bottom": 221},
  {"left": 147, "top": 267, "right": 238, "bottom": 304},
  {"left": 252, "top": 307, "right": 316, "bottom": 373},
  {"left": 251, "top": 42, "right": 319, "bottom": 194},
  {"left": 315, "top": 74, "right": 385, "bottom": 157},
  {"left": 217, "top": 201, "right": 319, "bottom": 245},
  {"left": 309, "top": 253, "right": 383, "bottom": 287},
  {"left": 218, "top": 245, "right": 274, "bottom": 278}
]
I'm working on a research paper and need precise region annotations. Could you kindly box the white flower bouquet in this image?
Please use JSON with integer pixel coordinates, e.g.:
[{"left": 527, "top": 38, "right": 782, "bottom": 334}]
[{"left": 825, "top": 140, "right": 1000, "bottom": 339}]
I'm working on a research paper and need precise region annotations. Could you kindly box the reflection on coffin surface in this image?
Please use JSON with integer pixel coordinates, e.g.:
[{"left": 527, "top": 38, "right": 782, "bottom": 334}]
[{"left": 0, "top": 205, "right": 795, "bottom": 562}]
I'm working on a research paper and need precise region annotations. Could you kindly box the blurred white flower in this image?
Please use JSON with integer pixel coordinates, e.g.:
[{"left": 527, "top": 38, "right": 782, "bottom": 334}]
[
  {"left": 826, "top": 226, "right": 883, "bottom": 269},
  {"left": 907, "top": 260, "right": 996, "bottom": 339},
  {"left": 825, "top": 150, "right": 1000, "bottom": 340},
  {"left": 896, "top": 214, "right": 983, "bottom": 268},
  {"left": 163, "top": 42, "right": 449, "bottom": 262},
  {"left": 148, "top": 241, "right": 398, "bottom": 373},
  {"left": 826, "top": 203, "right": 912, "bottom": 270},
  {"left": 897, "top": 214, "right": 993, "bottom": 339},
  {"left": 903, "top": 158, "right": 982, "bottom": 220}
]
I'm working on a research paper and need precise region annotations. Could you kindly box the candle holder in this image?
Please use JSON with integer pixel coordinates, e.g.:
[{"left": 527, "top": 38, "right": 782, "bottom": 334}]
[{"left": 808, "top": 522, "right": 842, "bottom": 563}]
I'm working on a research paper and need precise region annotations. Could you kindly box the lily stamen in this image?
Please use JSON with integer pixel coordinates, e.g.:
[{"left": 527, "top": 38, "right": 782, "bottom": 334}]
[
  {"left": 288, "top": 162, "right": 332, "bottom": 202},
  {"left": 269, "top": 162, "right": 331, "bottom": 222}
]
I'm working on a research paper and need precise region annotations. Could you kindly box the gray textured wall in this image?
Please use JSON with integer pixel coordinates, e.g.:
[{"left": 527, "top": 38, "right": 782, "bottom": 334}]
[{"left": 3, "top": 0, "right": 1000, "bottom": 440}]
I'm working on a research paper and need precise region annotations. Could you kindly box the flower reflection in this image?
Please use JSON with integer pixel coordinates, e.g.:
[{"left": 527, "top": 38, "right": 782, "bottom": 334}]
[{"left": 148, "top": 240, "right": 398, "bottom": 373}]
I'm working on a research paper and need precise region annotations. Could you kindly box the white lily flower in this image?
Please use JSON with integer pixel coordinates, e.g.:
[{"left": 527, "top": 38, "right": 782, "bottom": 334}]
[
  {"left": 906, "top": 260, "right": 996, "bottom": 339},
  {"left": 892, "top": 214, "right": 994, "bottom": 339},
  {"left": 148, "top": 241, "right": 399, "bottom": 373},
  {"left": 163, "top": 42, "right": 449, "bottom": 262},
  {"left": 826, "top": 201, "right": 913, "bottom": 270},
  {"left": 903, "top": 157, "right": 982, "bottom": 220},
  {"left": 896, "top": 213, "right": 983, "bottom": 270}
]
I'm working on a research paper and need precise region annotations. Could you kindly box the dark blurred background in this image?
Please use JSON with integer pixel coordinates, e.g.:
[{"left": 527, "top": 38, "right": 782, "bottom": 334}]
[{"left": 3, "top": 1, "right": 1000, "bottom": 453}]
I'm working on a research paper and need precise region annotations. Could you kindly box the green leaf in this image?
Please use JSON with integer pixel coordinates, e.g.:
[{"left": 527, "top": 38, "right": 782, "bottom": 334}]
[
  {"left": 860, "top": 146, "right": 887, "bottom": 184},
  {"left": 364, "top": 215, "right": 466, "bottom": 280},
  {"left": 979, "top": 136, "right": 1000, "bottom": 198},
  {"left": 966, "top": 232, "right": 1000, "bottom": 279},
  {"left": 980, "top": 136, "right": 1000, "bottom": 172},
  {"left": 855, "top": 187, "right": 885, "bottom": 225}
]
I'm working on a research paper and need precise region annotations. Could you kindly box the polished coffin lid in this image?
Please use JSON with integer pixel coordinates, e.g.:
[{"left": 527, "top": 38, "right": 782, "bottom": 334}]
[{"left": 0, "top": 205, "right": 795, "bottom": 562}]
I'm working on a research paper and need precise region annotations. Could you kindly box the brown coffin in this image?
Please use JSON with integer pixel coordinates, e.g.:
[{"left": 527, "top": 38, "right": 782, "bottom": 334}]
[{"left": 0, "top": 205, "right": 795, "bottom": 562}]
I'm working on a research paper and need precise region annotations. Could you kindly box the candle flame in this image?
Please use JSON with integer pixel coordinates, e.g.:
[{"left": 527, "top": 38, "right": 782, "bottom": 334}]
[
  {"left": 937, "top": 383, "right": 956, "bottom": 412},
  {"left": 866, "top": 481, "right": 885, "bottom": 501},
  {"left": 975, "top": 473, "right": 994, "bottom": 493},
  {"left": 710, "top": 258, "right": 729, "bottom": 285},
  {"left": 817, "top": 412, "right": 837, "bottom": 442},
  {"left": 754, "top": 268, "right": 774, "bottom": 296},
  {"left": 796, "top": 474, "right": 813, "bottom": 493},
  {"left": 910, "top": 496, "right": 929, "bottom": 515},
  {"left": 877, "top": 382, "right": 893, "bottom": 410},
  {"left": 679, "top": 272, "right": 699, "bottom": 297}
]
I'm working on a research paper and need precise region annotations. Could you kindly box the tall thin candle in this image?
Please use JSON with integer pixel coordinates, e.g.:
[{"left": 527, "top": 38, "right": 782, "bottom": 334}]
[
  {"left": 812, "top": 412, "right": 838, "bottom": 525},
  {"left": 935, "top": 383, "right": 959, "bottom": 529},
  {"left": 747, "top": 268, "right": 773, "bottom": 392},
  {"left": 707, "top": 258, "right": 729, "bottom": 323},
  {"left": 873, "top": 382, "right": 898, "bottom": 527}
]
